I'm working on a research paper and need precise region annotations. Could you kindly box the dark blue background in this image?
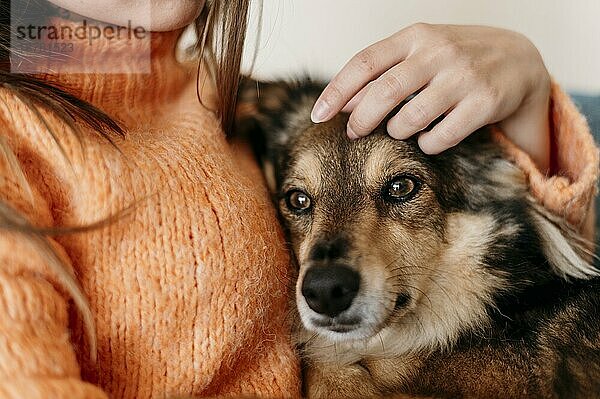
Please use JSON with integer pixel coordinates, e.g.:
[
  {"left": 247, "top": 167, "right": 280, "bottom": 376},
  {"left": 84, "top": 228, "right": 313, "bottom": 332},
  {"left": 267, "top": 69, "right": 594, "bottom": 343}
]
[
  {"left": 572, "top": 95, "right": 600, "bottom": 139},
  {"left": 567, "top": 94, "right": 599, "bottom": 260}
]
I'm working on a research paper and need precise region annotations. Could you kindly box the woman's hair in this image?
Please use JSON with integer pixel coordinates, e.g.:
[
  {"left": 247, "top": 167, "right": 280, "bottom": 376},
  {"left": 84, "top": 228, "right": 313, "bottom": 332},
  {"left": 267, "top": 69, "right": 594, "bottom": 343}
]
[
  {"left": 0, "top": 0, "right": 252, "bottom": 362},
  {"left": 196, "top": 0, "right": 252, "bottom": 137}
]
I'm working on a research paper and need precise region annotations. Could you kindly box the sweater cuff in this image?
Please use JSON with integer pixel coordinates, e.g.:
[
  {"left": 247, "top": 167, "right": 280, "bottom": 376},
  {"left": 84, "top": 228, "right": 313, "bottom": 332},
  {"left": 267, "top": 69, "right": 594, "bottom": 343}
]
[
  {"left": 491, "top": 81, "right": 599, "bottom": 238},
  {"left": 0, "top": 377, "right": 108, "bottom": 399}
]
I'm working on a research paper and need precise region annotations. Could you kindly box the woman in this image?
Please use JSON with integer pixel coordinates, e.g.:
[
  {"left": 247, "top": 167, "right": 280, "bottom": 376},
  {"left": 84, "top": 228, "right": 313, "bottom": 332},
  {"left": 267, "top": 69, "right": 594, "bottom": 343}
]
[{"left": 0, "top": 1, "right": 596, "bottom": 398}]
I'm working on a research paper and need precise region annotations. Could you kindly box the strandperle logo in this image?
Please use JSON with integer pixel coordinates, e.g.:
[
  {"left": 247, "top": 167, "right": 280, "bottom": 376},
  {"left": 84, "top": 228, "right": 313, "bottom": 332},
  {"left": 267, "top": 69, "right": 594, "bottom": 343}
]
[
  {"left": 14, "top": 20, "right": 148, "bottom": 45},
  {"left": 10, "top": 0, "right": 152, "bottom": 74}
]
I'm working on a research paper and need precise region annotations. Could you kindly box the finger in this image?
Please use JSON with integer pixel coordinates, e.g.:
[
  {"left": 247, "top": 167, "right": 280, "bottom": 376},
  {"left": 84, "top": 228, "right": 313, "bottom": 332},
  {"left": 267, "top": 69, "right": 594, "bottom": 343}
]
[
  {"left": 341, "top": 83, "right": 370, "bottom": 113},
  {"left": 386, "top": 80, "right": 460, "bottom": 139},
  {"left": 311, "top": 33, "right": 413, "bottom": 123},
  {"left": 346, "top": 56, "right": 432, "bottom": 139},
  {"left": 417, "top": 99, "right": 488, "bottom": 154}
]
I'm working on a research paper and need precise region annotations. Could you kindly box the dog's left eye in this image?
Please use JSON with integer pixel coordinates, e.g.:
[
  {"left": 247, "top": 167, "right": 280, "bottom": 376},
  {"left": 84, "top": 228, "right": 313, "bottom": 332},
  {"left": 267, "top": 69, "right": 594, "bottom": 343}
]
[
  {"left": 383, "top": 175, "right": 419, "bottom": 202},
  {"left": 285, "top": 189, "right": 312, "bottom": 212}
]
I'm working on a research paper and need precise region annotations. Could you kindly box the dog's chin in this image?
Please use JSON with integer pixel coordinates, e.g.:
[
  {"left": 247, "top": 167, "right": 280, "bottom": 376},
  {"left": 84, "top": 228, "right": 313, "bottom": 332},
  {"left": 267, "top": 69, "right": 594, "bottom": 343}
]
[
  {"left": 313, "top": 324, "right": 381, "bottom": 342},
  {"left": 298, "top": 303, "right": 389, "bottom": 342}
]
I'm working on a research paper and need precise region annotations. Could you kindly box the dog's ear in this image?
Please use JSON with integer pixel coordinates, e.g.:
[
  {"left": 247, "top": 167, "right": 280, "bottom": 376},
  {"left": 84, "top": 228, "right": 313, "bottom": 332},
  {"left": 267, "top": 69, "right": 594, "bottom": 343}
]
[
  {"left": 235, "top": 78, "right": 298, "bottom": 155},
  {"left": 235, "top": 77, "right": 325, "bottom": 192}
]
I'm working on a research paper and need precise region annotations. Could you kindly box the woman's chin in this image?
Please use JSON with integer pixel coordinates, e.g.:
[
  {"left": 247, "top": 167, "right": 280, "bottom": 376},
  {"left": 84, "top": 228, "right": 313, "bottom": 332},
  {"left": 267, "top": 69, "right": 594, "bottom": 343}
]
[{"left": 47, "top": 0, "right": 205, "bottom": 32}]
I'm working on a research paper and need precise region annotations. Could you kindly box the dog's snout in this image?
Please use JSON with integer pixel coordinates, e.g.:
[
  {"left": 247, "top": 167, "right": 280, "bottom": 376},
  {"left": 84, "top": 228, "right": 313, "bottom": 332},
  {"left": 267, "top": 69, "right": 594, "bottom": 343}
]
[
  {"left": 309, "top": 236, "right": 348, "bottom": 262},
  {"left": 301, "top": 265, "right": 360, "bottom": 318}
]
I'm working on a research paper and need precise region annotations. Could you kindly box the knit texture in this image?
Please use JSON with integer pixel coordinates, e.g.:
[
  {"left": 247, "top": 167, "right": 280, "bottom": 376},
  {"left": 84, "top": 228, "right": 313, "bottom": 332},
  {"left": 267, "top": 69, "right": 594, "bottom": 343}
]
[
  {"left": 0, "top": 25, "right": 596, "bottom": 399},
  {"left": 493, "top": 81, "right": 599, "bottom": 240},
  {"left": 0, "top": 28, "right": 300, "bottom": 399}
]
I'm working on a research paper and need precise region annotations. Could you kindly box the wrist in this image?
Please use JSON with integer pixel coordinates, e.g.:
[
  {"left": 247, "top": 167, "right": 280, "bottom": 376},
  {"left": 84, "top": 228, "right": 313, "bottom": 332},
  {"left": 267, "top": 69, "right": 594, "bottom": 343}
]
[{"left": 498, "top": 72, "right": 551, "bottom": 173}]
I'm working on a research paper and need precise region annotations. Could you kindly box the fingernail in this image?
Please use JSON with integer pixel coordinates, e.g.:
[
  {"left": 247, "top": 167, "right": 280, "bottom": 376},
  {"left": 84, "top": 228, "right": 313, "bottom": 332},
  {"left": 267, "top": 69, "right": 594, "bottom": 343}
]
[
  {"left": 311, "top": 100, "right": 330, "bottom": 123},
  {"left": 347, "top": 126, "right": 359, "bottom": 140}
]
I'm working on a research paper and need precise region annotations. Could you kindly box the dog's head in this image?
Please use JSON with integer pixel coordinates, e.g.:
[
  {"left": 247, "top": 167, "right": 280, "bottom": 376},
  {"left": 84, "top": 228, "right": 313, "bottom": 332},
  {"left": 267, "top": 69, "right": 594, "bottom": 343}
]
[{"left": 237, "top": 79, "right": 597, "bottom": 353}]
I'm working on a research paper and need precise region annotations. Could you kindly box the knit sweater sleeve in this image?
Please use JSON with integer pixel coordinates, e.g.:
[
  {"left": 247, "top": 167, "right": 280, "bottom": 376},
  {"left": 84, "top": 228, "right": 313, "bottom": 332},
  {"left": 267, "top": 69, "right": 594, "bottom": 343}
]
[
  {"left": 0, "top": 92, "right": 107, "bottom": 399},
  {"left": 492, "top": 81, "right": 599, "bottom": 241}
]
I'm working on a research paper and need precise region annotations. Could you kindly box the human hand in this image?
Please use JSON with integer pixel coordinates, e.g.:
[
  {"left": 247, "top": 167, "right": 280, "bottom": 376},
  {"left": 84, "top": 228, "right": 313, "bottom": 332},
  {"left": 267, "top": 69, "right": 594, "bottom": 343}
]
[{"left": 311, "top": 24, "right": 551, "bottom": 171}]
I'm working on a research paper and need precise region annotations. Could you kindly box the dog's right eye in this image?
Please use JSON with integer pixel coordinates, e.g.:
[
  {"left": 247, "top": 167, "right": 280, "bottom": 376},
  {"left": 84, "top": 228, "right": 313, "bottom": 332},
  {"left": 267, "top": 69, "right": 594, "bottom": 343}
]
[
  {"left": 383, "top": 175, "right": 420, "bottom": 203},
  {"left": 285, "top": 190, "right": 312, "bottom": 213}
]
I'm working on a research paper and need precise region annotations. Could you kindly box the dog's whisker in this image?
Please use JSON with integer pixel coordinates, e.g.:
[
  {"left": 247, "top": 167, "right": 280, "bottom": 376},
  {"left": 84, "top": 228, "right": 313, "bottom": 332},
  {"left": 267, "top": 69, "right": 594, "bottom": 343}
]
[
  {"left": 377, "top": 331, "right": 386, "bottom": 353},
  {"left": 389, "top": 263, "right": 466, "bottom": 279}
]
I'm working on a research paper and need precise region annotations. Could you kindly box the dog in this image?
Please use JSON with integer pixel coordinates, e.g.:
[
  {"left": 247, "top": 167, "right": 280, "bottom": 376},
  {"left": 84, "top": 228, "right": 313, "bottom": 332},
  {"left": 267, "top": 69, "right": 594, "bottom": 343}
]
[{"left": 236, "top": 79, "right": 600, "bottom": 399}]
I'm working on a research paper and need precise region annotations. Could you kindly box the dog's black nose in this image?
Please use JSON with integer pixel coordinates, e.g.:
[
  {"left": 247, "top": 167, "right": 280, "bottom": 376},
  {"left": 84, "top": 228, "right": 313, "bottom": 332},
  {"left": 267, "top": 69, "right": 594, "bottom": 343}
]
[{"left": 301, "top": 266, "right": 360, "bottom": 318}]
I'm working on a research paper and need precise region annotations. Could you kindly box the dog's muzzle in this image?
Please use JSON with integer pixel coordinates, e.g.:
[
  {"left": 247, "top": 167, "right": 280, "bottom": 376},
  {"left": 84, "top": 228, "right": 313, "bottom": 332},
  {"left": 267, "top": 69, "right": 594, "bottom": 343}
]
[{"left": 301, "top": 265, "right": 360, "bottom": 318}]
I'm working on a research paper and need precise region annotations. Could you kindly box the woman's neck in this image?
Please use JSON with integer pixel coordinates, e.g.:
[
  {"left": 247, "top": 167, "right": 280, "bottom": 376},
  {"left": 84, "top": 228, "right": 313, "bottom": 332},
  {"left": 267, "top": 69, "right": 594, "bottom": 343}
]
[{"left": 33, "top": 17, "right": 215, "bottom": 124}]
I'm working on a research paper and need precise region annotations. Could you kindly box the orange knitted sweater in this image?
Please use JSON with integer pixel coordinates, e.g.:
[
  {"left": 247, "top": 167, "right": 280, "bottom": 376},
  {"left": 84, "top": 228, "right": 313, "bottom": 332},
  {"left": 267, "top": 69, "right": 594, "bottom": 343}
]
[{"left": 0, "top": 27, "right": 597, "bottom": 399}]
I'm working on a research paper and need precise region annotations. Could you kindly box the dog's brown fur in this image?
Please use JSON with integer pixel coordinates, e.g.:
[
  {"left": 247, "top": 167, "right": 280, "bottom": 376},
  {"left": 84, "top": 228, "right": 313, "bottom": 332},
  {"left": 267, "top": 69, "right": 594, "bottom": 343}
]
[{"left": 236, "top": 79, "right": 600, "bottom": 399}]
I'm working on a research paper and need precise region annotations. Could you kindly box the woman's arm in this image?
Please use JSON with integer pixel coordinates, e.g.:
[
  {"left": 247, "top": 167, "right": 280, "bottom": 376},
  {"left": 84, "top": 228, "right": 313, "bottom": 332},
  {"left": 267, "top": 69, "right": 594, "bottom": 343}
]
[
  {"left": 0, "top": 90, "right": 108, "bottom": 399},
  {"left": 493, "top": 82, "right": 599, "bottom": 241}
]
